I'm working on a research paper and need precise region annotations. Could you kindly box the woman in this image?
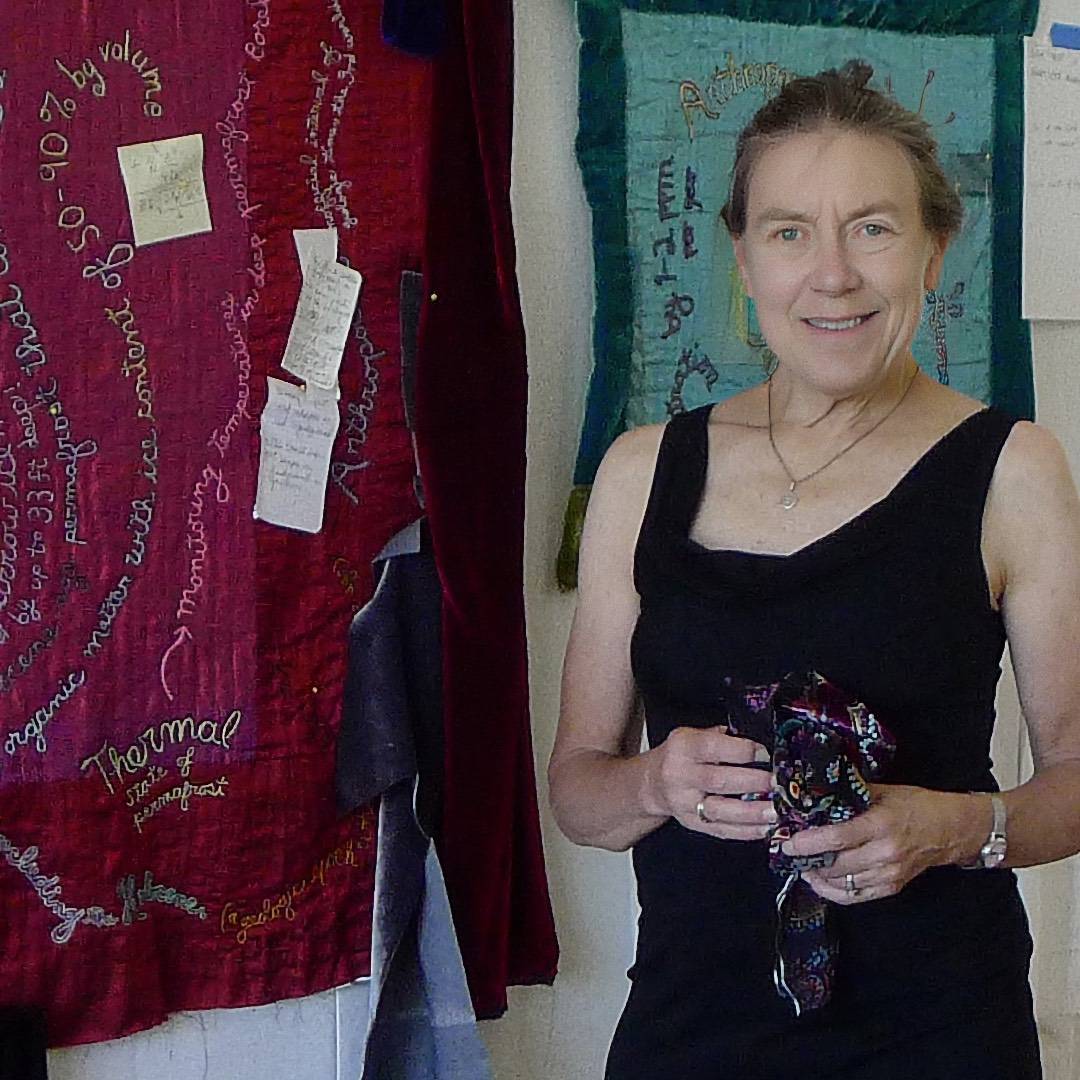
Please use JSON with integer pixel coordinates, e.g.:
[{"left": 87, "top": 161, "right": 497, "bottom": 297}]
[{"left": 549, "top": 61, "right": 1080, "bottom": 1078}]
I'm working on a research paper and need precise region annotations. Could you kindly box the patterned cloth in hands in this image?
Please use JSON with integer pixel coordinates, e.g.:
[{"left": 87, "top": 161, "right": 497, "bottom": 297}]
[{"left": 723, "top": 672, "right": 897, "bottom": 1015}]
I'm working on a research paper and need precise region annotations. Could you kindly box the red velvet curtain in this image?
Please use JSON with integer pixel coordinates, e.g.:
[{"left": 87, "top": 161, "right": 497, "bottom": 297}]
[{"left": 416, "top": 0, "right": 559, "bottom": 1018}]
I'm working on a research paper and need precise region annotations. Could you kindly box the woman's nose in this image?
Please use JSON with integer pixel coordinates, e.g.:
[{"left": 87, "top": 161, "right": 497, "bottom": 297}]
[{"left": 809, "top": 238, "right": 862, "bottom": 294}]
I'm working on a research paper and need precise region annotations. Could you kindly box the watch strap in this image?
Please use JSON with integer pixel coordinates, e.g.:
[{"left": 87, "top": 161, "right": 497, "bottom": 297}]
[{"left": 989, "top": 793, "right": 1007, "bottom": 841}]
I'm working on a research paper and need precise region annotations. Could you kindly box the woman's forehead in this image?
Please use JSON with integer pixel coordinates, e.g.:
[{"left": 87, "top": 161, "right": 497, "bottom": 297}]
[{"left": 746, "top": 128, "right": 921, "bottom": 217}]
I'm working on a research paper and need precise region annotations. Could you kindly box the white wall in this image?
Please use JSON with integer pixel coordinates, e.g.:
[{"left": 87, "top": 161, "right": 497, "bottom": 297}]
[
  {"left": 49, "top": 982, "right": 371, "bottom": 1080},
  {"left": 479, "top": 2, "right": 628, "bottom": 1077},
  {"left": 50, "top": 1, "right": 1080, "bottom": 1076}
]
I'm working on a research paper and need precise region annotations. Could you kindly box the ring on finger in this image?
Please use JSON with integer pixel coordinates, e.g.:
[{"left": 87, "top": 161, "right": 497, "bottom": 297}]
[
  {"left": 696, "top": 798, "right": 712, "bottom": 823},
  {"left": 844, "top": 872, "right": 861, "bottom": 896}
]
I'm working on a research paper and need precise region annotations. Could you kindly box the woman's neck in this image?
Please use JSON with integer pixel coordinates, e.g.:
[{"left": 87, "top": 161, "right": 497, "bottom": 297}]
[{"left": 767, "top": 356, "right": 919, "bottom": 434}]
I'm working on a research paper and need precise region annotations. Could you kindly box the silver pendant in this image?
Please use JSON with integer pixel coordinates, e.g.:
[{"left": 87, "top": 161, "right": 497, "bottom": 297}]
[{"left": 780, "top": 486, "right": 798, "bottom": 511}]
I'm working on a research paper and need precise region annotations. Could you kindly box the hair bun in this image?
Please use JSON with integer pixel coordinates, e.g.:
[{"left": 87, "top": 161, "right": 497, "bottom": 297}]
[{"left": 837, "top": 59, "right": 874, "bottom": 89}]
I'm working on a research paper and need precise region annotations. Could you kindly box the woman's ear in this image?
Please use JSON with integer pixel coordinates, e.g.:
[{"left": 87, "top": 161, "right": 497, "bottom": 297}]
[{"left": 923, "top": 233, "right": 949, "bottom": 292}]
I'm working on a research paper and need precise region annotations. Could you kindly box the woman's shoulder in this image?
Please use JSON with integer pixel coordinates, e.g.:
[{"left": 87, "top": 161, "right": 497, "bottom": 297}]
[
  {"left": 599, "top": 400, "right": 724, "bottom": 488},
  {"left": 590, "top": 410, "right": 704, "bottom": 547},
  {"left": 577, "top": 424, "right": 670, "bottom": 599},
  {"left": 706, "top": 385, "right": 766, "bottom": 429},
  {"left": 920, "top": 382, "right": 1052, "bottom": 460},
  {"left": 984, "top": 415, "right": 1079, "bottom": 603},
  {"left": 598, "top": 420, "right": 666, "bottom": 483},
  {"left": 589, "top": 423, "right": 667, "bottom": 533},
  {"left": 893, "top": 378, "right": 1009, "bottom": 449},
  {"left": 991, "top": 414, "right": 1073, "bottom": 500}
]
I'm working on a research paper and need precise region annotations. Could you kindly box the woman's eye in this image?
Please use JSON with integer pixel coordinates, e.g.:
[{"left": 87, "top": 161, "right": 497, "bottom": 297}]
[{"left": 778, "top": 227, "right": 800, "bottom": 241}]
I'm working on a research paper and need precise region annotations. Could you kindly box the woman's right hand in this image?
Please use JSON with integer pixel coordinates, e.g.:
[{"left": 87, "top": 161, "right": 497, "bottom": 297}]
[{"left": 643, "top": 725, "right": 777, "bottom": 840}]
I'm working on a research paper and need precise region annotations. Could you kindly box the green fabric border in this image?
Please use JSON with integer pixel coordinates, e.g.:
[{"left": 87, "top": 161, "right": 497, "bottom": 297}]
[
  {"left": 575, "top": 1, "right": 634, "bottom": 486},
  {"left": 580, "top": 0, "right": 1036, "bottom": 36},
  {"left": 991, "top": 33, "right": 1035, "bottom": 418},
  {"left": 556, "top": 485, "right": 593, "bottom": 592}
]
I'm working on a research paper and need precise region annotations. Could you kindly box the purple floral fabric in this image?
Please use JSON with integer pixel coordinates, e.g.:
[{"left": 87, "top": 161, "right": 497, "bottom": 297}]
[{"left": 723, "top": 672, "right": 897, "bottom": 1015}]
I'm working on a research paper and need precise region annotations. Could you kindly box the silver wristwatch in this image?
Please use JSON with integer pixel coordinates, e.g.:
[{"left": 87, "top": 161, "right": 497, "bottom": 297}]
[{"left": 961, "top": 793, "right": 1007, "bottom": 870}]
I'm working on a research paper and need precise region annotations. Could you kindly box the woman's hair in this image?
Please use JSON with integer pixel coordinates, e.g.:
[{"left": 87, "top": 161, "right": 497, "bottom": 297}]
[{"left": 720, "top": 60, "right": 962, "bottom": 241}]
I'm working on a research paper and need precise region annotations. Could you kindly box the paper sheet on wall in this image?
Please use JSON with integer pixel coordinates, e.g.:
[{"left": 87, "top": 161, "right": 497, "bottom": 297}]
[
  {"left": 1023, "top": 39, "right": 1080, "bottom": 320},
  {"left": 255, "top": 377, "right": 340, "bottom": 533},
  {"left": 293, "top": 227, "right": 338, "bottom": 278},
  {"left": 280, "top": 255, "right": 362, "bottom": 390},
  {"left": 116, "top": 133, "right": 213, "bottom": 247}
]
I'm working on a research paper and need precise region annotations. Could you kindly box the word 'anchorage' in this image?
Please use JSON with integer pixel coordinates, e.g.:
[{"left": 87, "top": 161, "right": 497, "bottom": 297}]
[{"left": 117, "top": 870, "right": 208, "bottom": 923}]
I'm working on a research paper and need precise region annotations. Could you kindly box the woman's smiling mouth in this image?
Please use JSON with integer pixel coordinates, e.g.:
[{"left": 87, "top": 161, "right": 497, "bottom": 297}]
[{"left": 802, "top": 312, "right": 878, "bottom": 332}]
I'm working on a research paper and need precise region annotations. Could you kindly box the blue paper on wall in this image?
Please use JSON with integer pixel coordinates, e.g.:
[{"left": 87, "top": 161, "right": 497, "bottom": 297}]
[{"left": 1050, "top": 23, "right": 1080, "bottom": 50}]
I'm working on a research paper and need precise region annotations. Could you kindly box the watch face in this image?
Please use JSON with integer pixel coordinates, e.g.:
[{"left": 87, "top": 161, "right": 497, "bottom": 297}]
[{"left": 983, "top": 839, "right": 1007, "bottom": 868}]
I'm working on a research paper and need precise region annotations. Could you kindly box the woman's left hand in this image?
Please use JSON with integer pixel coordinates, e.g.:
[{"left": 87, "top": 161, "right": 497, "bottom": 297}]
[{"left": 781, "top": 783, "right": 980, "bottom": 904}]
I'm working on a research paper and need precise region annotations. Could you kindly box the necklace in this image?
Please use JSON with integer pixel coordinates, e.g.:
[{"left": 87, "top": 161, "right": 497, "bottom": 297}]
[{"left": 767, "top": 365, "right": 919, "bottom": 511}]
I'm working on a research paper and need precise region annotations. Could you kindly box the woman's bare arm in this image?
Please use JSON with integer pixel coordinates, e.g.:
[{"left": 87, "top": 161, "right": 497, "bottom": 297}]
[
  {"left": 548, "top": 425, "right": 773, "bottom": 852},
  {"left": 986, "top": 420, "right": 1080, "bottom": 868}
]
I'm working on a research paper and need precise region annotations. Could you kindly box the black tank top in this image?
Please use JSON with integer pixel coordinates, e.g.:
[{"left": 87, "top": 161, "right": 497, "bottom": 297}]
[{"left": 607, "top": 403, "right": 1041, "bottom": 1079}]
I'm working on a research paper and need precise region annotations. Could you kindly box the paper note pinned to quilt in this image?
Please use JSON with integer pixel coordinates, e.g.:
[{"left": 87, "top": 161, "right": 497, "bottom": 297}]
[
  {"left": 255, "top": 377, "right": 340, "bottom": 533},
  {"left": 117, "top": 133, "right": 213, "bottom": 246},
  {"left": 280, "top": 255, "right": 361, "bottom": 390},
  {"left": 293, "top": 227, "right": 338, "bottom": 278}
]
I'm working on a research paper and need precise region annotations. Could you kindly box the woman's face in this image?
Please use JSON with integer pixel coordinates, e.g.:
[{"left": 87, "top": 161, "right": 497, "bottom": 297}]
[{"left": 732, "top": 127, "right": 947, "bottom": 396}]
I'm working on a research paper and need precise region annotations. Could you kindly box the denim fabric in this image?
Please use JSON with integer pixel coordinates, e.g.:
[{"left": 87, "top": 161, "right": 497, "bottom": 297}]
[
  {"left": 337, "top": 520, "right": 491, "bottom": 1080},
  {"left": 336, "top": 519, "right": 442, "bottom": 836}
]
